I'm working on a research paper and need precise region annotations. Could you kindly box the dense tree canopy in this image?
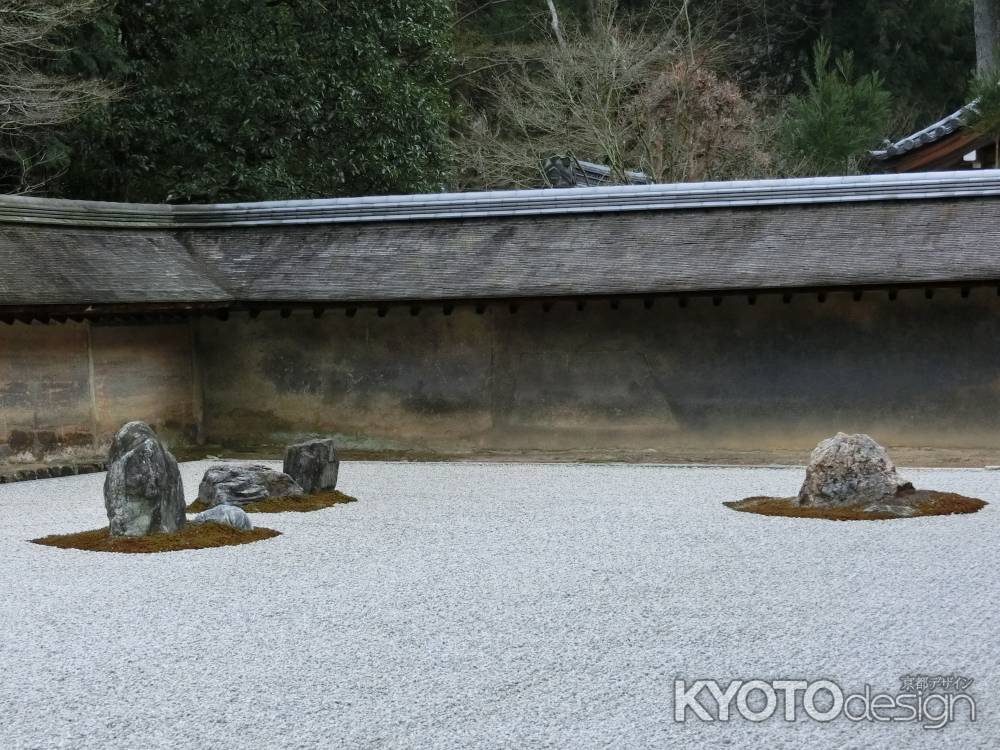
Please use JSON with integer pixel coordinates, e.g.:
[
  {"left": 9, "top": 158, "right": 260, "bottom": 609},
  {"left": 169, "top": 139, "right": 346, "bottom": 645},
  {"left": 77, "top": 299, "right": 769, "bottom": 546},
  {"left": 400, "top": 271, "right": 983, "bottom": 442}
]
[
  {"left": 761, "top": 0, "right": 974, "bottom": 125},
  {"left": 2, "top": 0, "right": 988, "bottom": 199},
  {"left": 53, "top": 0, "right": 452, "bottom": 202}
]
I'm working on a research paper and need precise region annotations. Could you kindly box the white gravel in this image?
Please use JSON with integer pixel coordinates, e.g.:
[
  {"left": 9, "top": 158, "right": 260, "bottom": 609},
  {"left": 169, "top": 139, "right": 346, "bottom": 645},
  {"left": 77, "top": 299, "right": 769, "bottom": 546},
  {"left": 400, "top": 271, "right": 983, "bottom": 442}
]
[{"left": 0, "top": 461, "right": 997, "bottom": 749}]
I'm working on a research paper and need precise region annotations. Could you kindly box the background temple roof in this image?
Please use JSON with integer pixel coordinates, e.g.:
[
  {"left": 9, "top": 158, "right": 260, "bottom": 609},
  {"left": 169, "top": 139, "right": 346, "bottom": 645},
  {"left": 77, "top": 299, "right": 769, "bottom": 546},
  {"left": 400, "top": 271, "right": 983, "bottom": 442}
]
[{"left": 870, "top": 101, "right": 981, "bottom": 160}]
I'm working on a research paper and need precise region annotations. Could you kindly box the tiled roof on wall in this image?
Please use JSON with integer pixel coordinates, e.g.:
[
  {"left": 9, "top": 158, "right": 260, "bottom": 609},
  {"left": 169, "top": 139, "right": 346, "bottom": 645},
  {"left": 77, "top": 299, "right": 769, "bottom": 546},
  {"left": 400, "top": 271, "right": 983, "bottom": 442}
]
[{"left": 2, "top": 171, "right": 1000, "bottom": 310}]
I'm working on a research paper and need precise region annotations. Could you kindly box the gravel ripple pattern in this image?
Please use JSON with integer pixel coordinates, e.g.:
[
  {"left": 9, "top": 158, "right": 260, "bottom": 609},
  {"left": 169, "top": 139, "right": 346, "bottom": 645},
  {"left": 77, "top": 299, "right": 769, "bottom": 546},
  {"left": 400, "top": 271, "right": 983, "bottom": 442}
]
[{"left": 0, "top": 461, "right": 997, "bottom": 749}]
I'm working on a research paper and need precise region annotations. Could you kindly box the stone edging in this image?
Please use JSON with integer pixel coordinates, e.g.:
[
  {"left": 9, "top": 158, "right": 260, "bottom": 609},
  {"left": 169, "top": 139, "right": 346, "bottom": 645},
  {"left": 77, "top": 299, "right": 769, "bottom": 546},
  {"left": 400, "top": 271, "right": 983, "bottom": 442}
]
[{"left": 0, "top": 462, "right": 107, "bottom": 484}]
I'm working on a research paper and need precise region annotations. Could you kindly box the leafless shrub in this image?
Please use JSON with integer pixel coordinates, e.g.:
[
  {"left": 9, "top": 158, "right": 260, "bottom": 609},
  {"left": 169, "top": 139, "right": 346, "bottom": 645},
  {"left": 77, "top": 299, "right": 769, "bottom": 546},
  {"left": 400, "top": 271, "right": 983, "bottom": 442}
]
[
  {"left": 452, "top": 0, "right": 774, "bottom": 190},
  {"left": 0, "top": 1, "right": 114, "bottom": 192}
]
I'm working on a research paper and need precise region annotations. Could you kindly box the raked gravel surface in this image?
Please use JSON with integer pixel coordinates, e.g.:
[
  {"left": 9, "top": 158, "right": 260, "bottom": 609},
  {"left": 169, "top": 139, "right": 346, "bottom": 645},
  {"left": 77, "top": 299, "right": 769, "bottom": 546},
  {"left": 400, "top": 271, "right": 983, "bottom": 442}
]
[{"left": 0, "top": 460, "right": 997, "bottom": 749}]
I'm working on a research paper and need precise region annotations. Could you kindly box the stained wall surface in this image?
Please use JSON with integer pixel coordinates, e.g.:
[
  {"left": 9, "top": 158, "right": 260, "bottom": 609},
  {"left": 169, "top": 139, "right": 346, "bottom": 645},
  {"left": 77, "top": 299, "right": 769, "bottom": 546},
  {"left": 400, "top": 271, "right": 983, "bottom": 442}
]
[
  {"left": 195, "top": 288, "right": 1000, "bottom": 455},
  {"left": 5, "top": 290, "right": 999, "bottom": 462},
  {"left": 0, "top": 321, "right": 197, "bottom": 458}
]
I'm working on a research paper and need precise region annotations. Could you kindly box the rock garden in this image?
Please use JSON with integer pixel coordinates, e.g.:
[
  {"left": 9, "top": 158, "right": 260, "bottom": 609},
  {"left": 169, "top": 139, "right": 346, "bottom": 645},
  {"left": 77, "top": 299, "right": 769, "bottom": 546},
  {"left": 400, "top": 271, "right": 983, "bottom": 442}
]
[
  {"left": 186, "top": 438, "right": 356, "bottom": 514},
  {"left": 8, "top": 437, "right": 996, "bottom": 747},
  {"left": 725, "top": 432, "right": 987, "bottom": 520},
  {"left": 31, "top": 422, "right": 354, "bottom": 553}
]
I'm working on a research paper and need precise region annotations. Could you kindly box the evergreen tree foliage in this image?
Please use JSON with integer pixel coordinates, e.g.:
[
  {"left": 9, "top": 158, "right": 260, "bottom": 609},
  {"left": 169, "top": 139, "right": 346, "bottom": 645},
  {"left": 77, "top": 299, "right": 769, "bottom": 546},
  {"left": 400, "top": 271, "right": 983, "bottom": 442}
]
[
  {"left": 779, "top": 39, "right": 892, "bottom": 175},
  {"left": 53, "top": 0, "right": 452, "bottom": 202},
  {"left": 720, "top": 0, "right": 974, "bottom": 125},
  {"left": 970, "top": 65, "right": 1000, "bottom": 134},
  {"left": 459, "top": 1, "right": 975, "bottom": 126}
]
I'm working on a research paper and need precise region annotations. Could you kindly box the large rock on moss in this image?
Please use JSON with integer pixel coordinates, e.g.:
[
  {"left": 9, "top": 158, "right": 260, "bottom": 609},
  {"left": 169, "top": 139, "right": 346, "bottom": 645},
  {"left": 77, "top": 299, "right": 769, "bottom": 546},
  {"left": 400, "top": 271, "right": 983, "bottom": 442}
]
[
  {"left": 283, "top": 438, "right": 339, "bottom": 493},
  {"left": 104, "top": 421, "right": 185, "bottom": 537},
  {"left": 798, "top": 432, "right": 911, "bottom": 507},
  {"left": 198, "top": 464, "right": 302, "bottom": 508}
]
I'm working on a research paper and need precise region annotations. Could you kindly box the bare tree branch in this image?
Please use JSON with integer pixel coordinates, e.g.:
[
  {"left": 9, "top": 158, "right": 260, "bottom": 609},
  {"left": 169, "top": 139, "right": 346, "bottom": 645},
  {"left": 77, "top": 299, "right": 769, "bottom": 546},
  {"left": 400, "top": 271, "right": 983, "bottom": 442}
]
[
  {"left": 0, "top": 0, "right": 115, "bottom": 192},
  {"left": 452, "top": 0, "right": 773, "bottom": 190},
  {"left": 544, "top": 0, "right": 566, "bottom": 48}
]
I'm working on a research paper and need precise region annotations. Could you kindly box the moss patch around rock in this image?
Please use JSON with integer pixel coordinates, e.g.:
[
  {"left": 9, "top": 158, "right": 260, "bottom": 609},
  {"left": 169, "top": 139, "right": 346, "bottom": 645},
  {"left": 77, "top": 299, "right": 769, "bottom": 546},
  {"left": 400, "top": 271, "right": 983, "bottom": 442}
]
[
  {"left": 186, "top": 489, "right": 358, "bottom": 514},
  {"left": 724, "top": 490, "right": 987, "bottom": 521},
  {"left": 31, "top": 523, "right": 281, "bottom": 553}
]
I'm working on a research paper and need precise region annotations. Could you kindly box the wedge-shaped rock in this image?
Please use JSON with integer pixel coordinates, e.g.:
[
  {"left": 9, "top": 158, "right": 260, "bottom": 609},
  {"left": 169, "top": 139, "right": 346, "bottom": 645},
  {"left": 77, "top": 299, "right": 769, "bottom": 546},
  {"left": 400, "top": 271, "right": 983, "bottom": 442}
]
[{"left": 104, "top": 421, "right": 185, "bottom": 537}]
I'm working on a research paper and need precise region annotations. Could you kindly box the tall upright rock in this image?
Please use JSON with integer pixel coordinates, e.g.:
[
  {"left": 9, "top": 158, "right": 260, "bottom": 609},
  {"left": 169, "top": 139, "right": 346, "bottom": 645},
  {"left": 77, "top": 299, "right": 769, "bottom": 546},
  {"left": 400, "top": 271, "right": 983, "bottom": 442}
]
[
  {"left": 104, "top": 421, "right": 186, "bottom": 537},
  {"left": 283, "top": 438, "right": 340, "bottom": 494}
]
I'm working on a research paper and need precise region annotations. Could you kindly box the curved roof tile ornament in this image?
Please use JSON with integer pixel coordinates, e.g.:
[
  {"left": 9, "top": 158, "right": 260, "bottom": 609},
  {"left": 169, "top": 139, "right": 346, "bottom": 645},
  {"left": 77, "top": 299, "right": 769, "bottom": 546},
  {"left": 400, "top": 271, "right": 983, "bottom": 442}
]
[{"left": 870, "top": 101, "right": 981, "bottom": 160}]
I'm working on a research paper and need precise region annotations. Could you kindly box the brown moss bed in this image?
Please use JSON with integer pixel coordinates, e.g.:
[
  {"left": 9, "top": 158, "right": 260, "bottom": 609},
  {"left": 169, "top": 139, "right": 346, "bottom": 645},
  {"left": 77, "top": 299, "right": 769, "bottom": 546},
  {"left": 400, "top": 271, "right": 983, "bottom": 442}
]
[
  {"left": 31, "top": 523, "right": 281, "bottom": 553},
  {"left": 724, "top": 490, "right": 987, "bottom": 521},
  {"left": 186, "top": 489, "right": 358, "bottom": 514}
]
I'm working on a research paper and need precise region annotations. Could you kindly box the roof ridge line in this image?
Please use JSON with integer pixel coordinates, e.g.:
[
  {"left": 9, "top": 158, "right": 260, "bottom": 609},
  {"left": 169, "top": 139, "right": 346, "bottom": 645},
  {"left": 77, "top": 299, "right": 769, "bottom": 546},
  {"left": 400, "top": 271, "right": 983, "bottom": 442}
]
[{"left": 1, "top": 170, "right": 999, "bottom": 228}]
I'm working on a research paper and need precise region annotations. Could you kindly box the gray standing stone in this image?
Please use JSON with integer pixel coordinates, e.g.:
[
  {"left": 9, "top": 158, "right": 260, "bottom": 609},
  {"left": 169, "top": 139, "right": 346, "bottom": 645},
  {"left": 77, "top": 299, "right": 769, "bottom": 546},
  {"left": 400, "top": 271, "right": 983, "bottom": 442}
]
[
  {"left": 104, "top": 421, "right": 185, "bottom": 537},
  {"left": 798, "top": 432, "right": 911, "bottom": 507},
  {"left": 283, "top": 438, "right": 339, "bottom": 493},
  {"left": 198, "top": 464, "right": 303, "bottom": 508},
  {"left": 190, "top": 504, "right": 254, "bottom": 531}
]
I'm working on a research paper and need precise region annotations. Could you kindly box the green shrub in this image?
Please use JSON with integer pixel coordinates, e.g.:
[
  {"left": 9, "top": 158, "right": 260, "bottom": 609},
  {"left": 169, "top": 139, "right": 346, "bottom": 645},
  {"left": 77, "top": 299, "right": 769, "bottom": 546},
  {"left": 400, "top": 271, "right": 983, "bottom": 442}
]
[
  {"left": 56, "top": 1, "right": 453, "bottom": 203},
  {"left": 779, "top": 39, "right": 892, "bottom": 176},
  {"left": 969, "top": 66, "right": 1000, "bottom": 137}
]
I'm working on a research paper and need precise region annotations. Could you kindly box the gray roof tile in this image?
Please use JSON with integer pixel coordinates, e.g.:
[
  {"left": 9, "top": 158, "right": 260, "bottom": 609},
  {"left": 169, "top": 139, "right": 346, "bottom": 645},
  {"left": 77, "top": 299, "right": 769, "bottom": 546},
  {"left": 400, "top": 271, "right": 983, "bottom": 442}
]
[{"left": 2, "top": 171, "right": 1000, "bottom": 309}]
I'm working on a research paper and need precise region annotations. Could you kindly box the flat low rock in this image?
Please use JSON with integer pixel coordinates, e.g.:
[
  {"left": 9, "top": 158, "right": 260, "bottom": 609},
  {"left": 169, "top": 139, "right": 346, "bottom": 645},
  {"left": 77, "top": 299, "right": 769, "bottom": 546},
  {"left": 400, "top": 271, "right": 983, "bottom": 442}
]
[
  {"left": 198, "top": 464, "right": 303, "bottom": 508},
  {"left": 798, "top": 432, "right": 911, "bottom": 507},
  {"left": 863, "top": 503, "right": 918, "bottom": 517},
  {"left": 190, "top": 504, "right": 254, "bottom": 531},
  {"left": 103, "top": 421, "right": 185, "bottom": 537},
  {"left": 283, "top": 438, "right": 339, "bottom": 494}
]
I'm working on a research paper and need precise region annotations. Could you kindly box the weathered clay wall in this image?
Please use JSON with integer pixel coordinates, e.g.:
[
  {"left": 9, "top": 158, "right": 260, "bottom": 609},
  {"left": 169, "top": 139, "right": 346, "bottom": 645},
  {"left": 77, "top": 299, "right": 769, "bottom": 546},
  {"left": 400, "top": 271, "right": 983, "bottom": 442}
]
[
  {"left": 89, "top": 324, "right": 198, "bottom": 440},
  {"left": 0, "top": 321, "right": 197, "bottom": 460},
  {"left": 5, "top": 290, "right": 999, "bottom": 463},
  {"left": 195, "top": 288, "right": 1000, "bottom": 455},
  {"left": 0, "top": 322, "right": 93, "bottom": 455}
]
